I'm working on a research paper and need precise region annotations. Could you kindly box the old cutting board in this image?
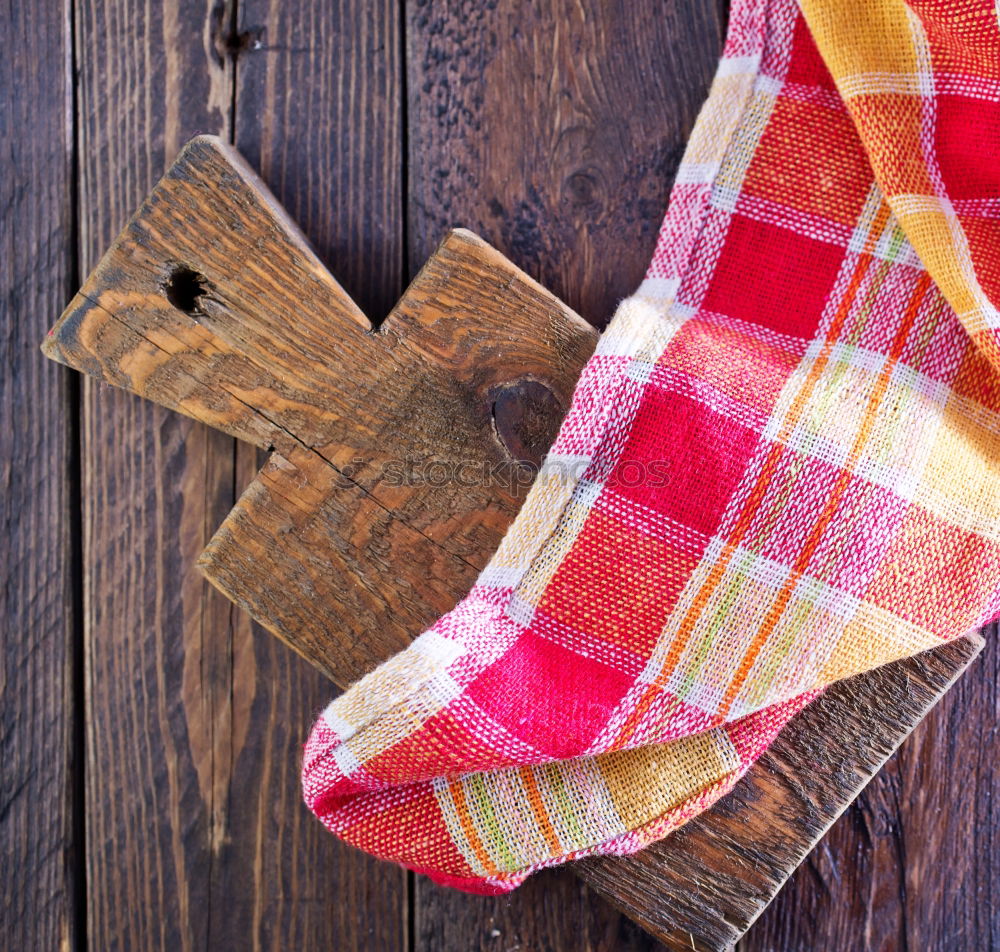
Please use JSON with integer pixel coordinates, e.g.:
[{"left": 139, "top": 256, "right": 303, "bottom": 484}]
[{"left": 43, "top": 135, "right": 984, "bottom": 951}]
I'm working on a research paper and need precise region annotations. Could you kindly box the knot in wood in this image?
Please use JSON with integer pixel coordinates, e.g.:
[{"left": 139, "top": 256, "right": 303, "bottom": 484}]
[{"left": 491, "top": 379, "right": 562, "bottom": 470}]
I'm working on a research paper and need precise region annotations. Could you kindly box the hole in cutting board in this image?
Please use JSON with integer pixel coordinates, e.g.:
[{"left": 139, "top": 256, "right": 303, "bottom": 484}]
[{"left": 164, "top": 266, "right": 209, "bottom": 316}]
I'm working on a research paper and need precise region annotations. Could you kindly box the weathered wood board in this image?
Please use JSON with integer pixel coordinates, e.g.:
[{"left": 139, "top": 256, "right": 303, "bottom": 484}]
[
  {"left": 2, "top": 2, "right": 78, "bottom": 949},
  {"left": 68, "top": 3, "right": 411, "bottom": 948},
  {"left": 43, "top": 135, "right": 985, "bottom": 950},
  {"left": 46, "top": 136, "right": 597, "bottom": 686}
]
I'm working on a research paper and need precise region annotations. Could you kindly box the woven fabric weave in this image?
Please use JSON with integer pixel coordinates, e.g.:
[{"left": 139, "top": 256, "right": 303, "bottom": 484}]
[
  {"left": 303, "top": 0, "right": 1000, "bottom": 893},
  {"left": 800, "top": 0, "right": 1000, "bottom": 369}
]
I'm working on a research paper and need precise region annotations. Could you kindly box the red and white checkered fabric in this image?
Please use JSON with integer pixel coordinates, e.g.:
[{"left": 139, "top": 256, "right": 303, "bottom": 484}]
[{"left": 303, "top": 0, "right": 1000, "bottom": 893}]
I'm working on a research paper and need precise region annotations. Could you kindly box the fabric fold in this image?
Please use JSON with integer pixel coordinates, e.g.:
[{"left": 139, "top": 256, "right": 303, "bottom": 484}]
[{"left": 800, "top": 0, "right": 1000, "bottom": 369}]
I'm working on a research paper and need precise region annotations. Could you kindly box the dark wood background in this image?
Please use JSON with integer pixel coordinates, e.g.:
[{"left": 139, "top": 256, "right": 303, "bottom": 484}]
[{"left": 3, "top": 1, "right": 998, "bottom": 949}]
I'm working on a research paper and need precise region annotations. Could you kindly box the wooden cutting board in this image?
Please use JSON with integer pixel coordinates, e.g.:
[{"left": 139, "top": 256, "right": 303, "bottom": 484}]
[{"left": 43, "top": 135, "right": 983, "bottom": 951}]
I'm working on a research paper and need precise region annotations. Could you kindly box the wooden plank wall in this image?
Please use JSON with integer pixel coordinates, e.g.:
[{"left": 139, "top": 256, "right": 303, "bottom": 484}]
[
  {"left": 2, "top": 3, "right": 78, "bottom": 950},
  {"left": 3, "top": 1, "right": 998, "bottom": 950},
  {"left": 73, "top": 1, "right": 406, "bottom": 949}
]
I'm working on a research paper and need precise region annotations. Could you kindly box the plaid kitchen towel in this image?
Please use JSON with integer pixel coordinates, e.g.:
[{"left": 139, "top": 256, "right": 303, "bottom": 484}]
[{"left": 303, "top": 0, "right": 1000, "bottom": 892}]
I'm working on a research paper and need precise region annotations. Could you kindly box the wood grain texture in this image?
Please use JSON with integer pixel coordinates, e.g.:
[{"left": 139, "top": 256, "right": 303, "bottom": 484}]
[
  {"left": 55, "top": 3, "right": 990, "bottom": 950},
  {"left": 415, "top": 868, "right": 670, "bottom": 952},
  {"left": 45, "top": 136, "right": 598, "bottom": 684},
  {"left": 406, "top": 0, "right": 724, "bottom": 325},
  {"left": 231, "top": 5, "right": 412, "bottom": 945},
  {"left": 202, "top": 225, "right": 596, "bottom": 681},
  {"left": 742, "top": 625, "right": 1000, "bottom": 952},
  {"left": 0, "top": 2, "right": 78, "bottom": 949},
  {"left": 580, "top": 636, "right": 984, "bottom": 951},
  {"left": 229, "top": 6, "right": 624, "bottom": 943},
  {"left": 11, "top": 0, "right": 999, "bottom": 948},
  {"left": 74, "top": 2, "right": 242, "bottom": 947},
  {"left": 221, "top": 3, "right": 411, "bottom": 945},
  {"left": 404, "top": 0, "right": 727, "bottom": 945},
  {"left": 72, "top": 1, "right": 406, "bottom": 949},
  {"left": 236, "top": 0, "right": 404, "bottom": 324}
]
